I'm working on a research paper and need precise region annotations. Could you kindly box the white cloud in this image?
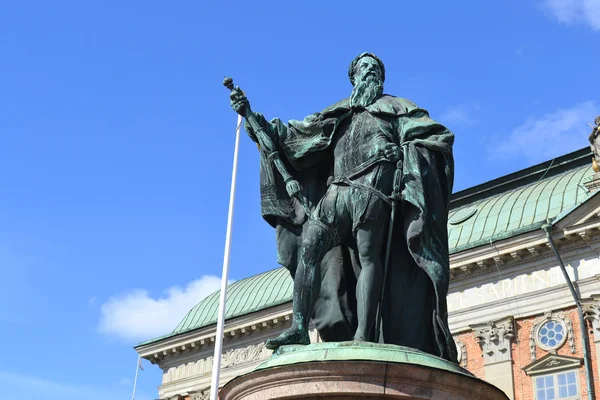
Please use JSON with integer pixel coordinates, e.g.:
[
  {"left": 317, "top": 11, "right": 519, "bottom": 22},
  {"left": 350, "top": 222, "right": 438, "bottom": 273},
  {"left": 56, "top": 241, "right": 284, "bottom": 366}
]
[
  {"left": 440, "top": 105, "right": 479, "bottom": 127},
  {"left": 543, "top": 0, "right": 600, "bottom": 30},
  {"left": 491, "top": 101, "right": 598, "bottom": 163},
  {"left": 99, "top": 275, "right": 224, "bottom": 341}
]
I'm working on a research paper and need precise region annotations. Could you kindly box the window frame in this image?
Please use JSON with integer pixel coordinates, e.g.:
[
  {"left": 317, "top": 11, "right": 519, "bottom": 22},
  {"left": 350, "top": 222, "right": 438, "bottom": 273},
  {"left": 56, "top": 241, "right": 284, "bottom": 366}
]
[
  {"left": 533, "top": 369, "right": 580, "bottom": 400},
  {"left": 534, "top": 318, "right": 568, "bottom": 352}
]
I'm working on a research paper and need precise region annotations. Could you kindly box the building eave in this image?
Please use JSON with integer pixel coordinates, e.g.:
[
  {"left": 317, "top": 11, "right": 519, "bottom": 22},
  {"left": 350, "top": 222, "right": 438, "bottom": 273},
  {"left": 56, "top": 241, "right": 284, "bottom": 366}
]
[{"left": 134, "top": 303, "right": 293, "bottom": 366}]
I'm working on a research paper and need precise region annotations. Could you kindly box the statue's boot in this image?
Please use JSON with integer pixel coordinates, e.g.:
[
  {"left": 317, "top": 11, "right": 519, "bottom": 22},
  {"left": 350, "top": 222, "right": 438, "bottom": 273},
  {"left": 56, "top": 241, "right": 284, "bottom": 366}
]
[{"left": 265, "top": 327, "right": 310, "bottom": 350}]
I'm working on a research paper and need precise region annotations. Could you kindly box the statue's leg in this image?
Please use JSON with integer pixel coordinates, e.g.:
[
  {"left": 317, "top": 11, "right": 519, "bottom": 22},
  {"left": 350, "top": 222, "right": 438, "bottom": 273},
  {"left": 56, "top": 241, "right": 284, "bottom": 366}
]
[
  {"left": 265, "top": 223, "right": 335, "bottom": 350},
  {"left": 266, "top": 189, "right": 343, "bottom": 350},
  {"left": 353, "top": 218, "right": 387, "bottom": 342}
]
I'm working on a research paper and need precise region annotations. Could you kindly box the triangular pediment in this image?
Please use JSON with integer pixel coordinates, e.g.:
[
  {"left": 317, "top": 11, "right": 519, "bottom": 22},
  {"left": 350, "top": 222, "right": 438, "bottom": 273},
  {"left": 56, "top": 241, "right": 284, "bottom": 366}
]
[
  {"left": 554, "top": 190, "right": 600, "bottom": 229},
  {"left": 523, "top": 353, "right": 582, "bottom": 376}
]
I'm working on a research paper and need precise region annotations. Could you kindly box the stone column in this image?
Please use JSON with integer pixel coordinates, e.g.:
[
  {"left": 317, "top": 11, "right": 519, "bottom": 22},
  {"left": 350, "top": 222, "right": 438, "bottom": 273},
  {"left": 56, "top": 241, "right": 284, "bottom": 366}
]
[
  {"left": 582, "top": 296, "right": 600, "bottom": 376},
  {"left": 471, "top": 316, "right": 515, "bottom": 400}
]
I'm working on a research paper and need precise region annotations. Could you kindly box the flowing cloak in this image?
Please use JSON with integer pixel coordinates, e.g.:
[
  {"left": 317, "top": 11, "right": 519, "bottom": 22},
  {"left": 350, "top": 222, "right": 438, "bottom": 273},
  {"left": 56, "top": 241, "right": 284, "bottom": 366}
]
[{"left": 247, "top": 95, "right": 457, "bottom": 362}]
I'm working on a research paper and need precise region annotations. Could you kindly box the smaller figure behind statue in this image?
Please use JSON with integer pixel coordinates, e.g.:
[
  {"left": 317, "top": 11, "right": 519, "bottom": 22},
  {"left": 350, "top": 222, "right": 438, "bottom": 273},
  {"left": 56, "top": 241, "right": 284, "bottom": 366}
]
[{"left": 589, "top": 116, "right": 600, "bottom": 172}]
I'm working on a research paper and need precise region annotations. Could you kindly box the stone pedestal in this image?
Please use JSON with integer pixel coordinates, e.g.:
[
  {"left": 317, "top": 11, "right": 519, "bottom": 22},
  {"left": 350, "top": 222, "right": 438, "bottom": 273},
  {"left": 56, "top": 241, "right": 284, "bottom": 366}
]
[{"left": 220, "top": 342, "right": 509, "bottom": 400}]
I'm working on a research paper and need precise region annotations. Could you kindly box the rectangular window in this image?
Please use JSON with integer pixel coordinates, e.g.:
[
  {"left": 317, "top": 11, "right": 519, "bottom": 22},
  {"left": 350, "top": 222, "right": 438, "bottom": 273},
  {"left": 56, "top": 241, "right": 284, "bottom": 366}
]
[{"left": 534, "top": 371, "right": 579, "bottom": 400}]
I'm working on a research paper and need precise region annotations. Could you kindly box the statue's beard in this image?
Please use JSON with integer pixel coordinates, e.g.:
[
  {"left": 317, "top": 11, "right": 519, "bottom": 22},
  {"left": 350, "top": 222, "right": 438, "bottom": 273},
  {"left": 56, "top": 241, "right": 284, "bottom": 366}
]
[{"left": 350, "top": 73, "right": 383, "bottom": 108}]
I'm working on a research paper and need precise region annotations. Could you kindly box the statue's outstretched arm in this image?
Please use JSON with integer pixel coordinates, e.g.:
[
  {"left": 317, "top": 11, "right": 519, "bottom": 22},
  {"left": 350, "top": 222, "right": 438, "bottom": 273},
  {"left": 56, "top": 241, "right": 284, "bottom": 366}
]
[{"left": 226, "top": 78, "right": 307, "bottom": 203}]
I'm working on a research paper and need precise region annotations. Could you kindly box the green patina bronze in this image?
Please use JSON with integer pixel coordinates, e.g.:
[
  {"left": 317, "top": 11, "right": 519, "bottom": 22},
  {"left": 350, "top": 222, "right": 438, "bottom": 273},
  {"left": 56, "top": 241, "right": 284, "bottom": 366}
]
[
  {"left": 137, "top": 153, "right": 594, "bottom": 349},
  {"left": 256, "top": 341, "right": 471, "bottom": 377},
  {"left": 227, "top": 53, "right": 457, "bottom": 362}
]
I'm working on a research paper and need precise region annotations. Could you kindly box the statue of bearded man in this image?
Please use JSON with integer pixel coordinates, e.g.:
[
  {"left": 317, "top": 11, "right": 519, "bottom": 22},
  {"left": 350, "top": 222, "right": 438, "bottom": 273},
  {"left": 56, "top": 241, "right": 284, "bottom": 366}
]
[
  {"left": 589, "top": 116, "right": 600, "bottom": 172},
  {"left": 230, "top": 53, "right": 457, "bottom": 362}
]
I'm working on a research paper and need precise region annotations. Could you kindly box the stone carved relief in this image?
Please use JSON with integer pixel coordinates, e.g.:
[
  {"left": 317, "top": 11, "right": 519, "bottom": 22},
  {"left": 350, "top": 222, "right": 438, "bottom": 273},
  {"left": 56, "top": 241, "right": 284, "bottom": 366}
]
[
  {"left": 454, "top": 338, "right": 467, "bottom": 368},
  {"left": 164, "top": 356, "right": 214, "bottom": 384},
  {"left": 221, "top": 342, "right": 270, "bottom": 369},
  {"left": 529, "top": 311, "right": 575, "bottom": 362},
  {"left": 163, "top": 343, "right": 272, "bottom": 384},
  {"left": 583, "top": 297, "right": 600, "bottom": 341},
  {"left": 472, "top": 316, "right": 515, "bottom": 364},
  {"left": 190, "top": 390, "right": 210, "bottom": 400}
]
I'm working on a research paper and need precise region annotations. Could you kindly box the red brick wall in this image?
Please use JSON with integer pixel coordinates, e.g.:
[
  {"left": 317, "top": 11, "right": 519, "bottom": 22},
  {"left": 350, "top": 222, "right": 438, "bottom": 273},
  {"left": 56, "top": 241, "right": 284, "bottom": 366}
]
[
  {"left": 456, "top": 330, "right": 485, "bottom": 380},
  {"left": 457, "top": 307, "right": 599, "bottom": 400}
]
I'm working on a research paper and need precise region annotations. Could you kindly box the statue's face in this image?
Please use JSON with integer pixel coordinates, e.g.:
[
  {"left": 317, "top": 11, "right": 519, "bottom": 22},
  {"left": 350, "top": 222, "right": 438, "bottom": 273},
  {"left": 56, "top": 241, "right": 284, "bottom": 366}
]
[
  {"left": 356, "top": 57, "right": 382, "bottom": 81},
  {"left": 350, "top": 55, "right": 384, "bottom": 108},
  {"left": 595, "top": 116, "right": 600, "bottom": 126}
]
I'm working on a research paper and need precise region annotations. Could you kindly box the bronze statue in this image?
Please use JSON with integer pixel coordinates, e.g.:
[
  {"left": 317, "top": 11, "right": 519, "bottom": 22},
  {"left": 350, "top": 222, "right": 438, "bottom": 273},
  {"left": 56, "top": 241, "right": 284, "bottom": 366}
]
[
  {"left": 589, "top": 116, "right": 600, "bottom": 172},
  {"left": 226, "top": 53, "right": 457, "bottom": 362}
]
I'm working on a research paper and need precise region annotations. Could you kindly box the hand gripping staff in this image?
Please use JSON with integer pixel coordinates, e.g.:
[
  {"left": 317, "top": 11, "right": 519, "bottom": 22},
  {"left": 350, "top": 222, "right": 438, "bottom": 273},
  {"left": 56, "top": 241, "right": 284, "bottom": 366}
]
[{"left": 223, "top": 77, "right": 312, "bottom": 217}]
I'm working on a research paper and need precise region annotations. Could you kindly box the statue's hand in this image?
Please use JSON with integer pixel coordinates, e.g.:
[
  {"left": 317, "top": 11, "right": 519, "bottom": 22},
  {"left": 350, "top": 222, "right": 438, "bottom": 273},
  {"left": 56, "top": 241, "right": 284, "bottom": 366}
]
[
  {"left": 381, "top": 143, "right": 401, "bottom": 162},
  {"left": 230, "top": 88, "right": 249, "bottom": 117},
  {"left": 285, "top": 180, "right": 302, "bottom": 198}
]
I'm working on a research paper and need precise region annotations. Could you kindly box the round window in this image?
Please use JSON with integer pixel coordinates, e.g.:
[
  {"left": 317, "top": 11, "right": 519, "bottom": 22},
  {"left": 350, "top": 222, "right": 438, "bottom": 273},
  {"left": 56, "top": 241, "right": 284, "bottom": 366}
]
[{"left": 536, "top": 319, "right": 567, "bottom": 351}]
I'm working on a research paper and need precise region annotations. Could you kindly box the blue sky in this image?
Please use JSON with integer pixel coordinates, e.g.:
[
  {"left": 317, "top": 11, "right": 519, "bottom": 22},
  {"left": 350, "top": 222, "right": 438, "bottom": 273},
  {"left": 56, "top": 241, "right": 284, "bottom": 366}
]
[{"left": 0, "top": 1, "right": 598, "bottom": 399}]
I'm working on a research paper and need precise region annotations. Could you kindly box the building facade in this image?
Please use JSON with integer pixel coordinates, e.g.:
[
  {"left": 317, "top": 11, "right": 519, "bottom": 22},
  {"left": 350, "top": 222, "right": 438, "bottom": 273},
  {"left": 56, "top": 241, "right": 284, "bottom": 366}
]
[{"left": 135, "top": 148, "right": 600, "bottom": 400}]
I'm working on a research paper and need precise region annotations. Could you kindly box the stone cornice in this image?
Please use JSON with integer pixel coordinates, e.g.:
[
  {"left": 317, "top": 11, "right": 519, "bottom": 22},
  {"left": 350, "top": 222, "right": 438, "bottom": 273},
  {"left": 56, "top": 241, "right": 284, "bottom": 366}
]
[
  {"left": 449, "top": 226, "right": 600, "bottom": 282},
  {"left": 136, "top": 303, "right": 293, "bottom": 366}
]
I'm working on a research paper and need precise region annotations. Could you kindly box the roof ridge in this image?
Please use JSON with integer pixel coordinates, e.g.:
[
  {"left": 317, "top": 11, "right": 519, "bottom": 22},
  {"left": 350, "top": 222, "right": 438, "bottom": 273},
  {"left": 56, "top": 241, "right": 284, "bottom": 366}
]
[{"left": 450, "top": 148, "right": 591, "bottom": 209}]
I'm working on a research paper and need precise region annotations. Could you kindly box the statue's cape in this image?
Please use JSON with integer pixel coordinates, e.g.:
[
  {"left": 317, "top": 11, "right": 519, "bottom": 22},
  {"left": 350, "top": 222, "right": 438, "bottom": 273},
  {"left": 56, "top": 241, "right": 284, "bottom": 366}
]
[{"left": 252, "top": 95, "right": 457, "bottom": 362}]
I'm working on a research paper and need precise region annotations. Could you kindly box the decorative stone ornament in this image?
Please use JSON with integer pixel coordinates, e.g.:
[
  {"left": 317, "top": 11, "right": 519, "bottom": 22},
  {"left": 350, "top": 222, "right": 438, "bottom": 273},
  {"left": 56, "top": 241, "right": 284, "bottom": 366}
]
[
  {"left": 523, "top": 353, "right": 583, "bottom": 376},
  {"left": 529, "top": 311, "right": 575, "bottom": 361},
  {"left": 535, "top": 319, "right": 567, "bottom": 351},
  {"left": 589, "top": 116, "right": 600, "bottom": 172},
  {"left": 190, "top": 391, "right": 209, "bottom": 400},
  {"left": 455, "top": 338, "right": 467, "bottom": 368},
  {"left": 472, "top": 316, "right": 515, "bottom": 364},
  {"left": 582, "top": 296, "right": 600, "bottom": 341}
]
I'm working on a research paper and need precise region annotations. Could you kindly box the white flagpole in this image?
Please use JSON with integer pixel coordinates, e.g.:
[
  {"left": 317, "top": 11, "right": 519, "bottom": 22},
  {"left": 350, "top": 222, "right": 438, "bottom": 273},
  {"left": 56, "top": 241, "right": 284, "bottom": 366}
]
[
  {"left": 131, "top": 355, "right": 141, "bottom": 400},
  {"left": 210, "top": 114, "right": 243, "bottom": 400}
]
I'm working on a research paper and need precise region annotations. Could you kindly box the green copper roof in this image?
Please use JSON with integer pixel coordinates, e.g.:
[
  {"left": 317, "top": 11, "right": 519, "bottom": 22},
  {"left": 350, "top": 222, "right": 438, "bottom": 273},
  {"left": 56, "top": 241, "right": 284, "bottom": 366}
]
[
  {"left": 448, "top": 164, "right": 593, "bottom": 253},
  {"left": 172, "top": 267, "right": 293, "bottom": 337},
  {"left": 138, "top": 149, "right": 595, "bottom": 347}
]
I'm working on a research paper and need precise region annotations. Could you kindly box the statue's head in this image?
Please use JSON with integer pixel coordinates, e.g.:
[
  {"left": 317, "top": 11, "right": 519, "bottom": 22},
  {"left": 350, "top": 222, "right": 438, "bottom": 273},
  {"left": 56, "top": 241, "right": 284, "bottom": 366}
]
[
  {"left": 595, "top": 116, "right": 600, "bottom": 126},
  {"left": 348, "top": 52, "right": 386, "bottom": 86},
  {"left": 348, "top": 53, "right": 385, "bottom": 108}
]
